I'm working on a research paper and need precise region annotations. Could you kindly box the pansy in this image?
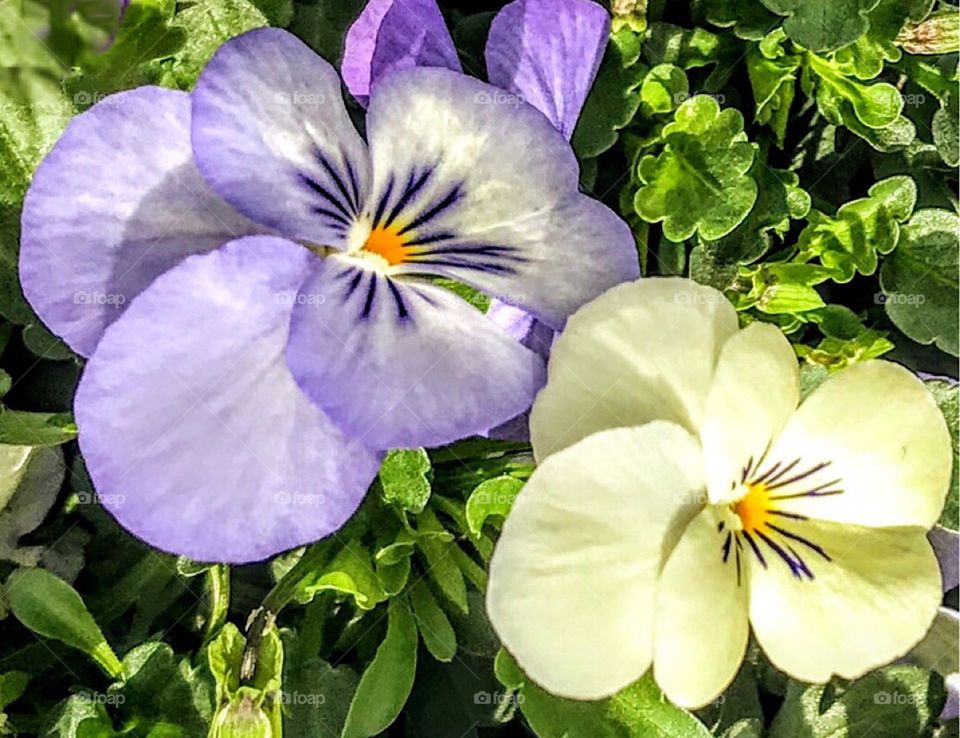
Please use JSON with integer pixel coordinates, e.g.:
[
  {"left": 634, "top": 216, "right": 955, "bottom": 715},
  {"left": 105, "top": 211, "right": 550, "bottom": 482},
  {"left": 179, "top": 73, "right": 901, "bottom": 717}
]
[
  {"left": 487, "top": 278, "right": 952, "bottom": 708},
  {"left": 341, "top": 0, "right": 613, "bottom": 363},
  {"left": 20, "top": 25, "right": 637, "bottom": 563}
]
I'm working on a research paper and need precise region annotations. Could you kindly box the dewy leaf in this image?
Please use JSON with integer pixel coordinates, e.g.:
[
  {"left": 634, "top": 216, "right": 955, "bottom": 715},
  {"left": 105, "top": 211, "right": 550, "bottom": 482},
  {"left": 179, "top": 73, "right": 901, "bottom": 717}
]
[
  {"left": 796, "top": 175, "right": 917, "bottom": 282},
  {"left": 769, "top": 666, "right": 945, "bottom": 738},
  {"left": 378, "top": 449, "right": 432, "bottom": 514},
  {"left": 759, "top": 0, "right": 882, "bottom": 51},
  {"left": 880, "top": 209, "right": 959, "bottom": 356},
  {"left": 747, "top": 30, "right": 801, "bottom": 145},
  {"left": 635, "top": 95, "right": 758, "bottom": 241},
  {"left": 465, "top": 476, "right": 524, "bottom": 539},
  {"left": 832, "top": 0, "right": 932, "bottom": 79},
  {"left": 3, "top": 567, "right": 122, "bottom": 677},
  {"left": 49, "top": 694, "right": 117, "bottom": 738},
  {"left": 341, "top": 600, "right": 418, "bottom": 738}
]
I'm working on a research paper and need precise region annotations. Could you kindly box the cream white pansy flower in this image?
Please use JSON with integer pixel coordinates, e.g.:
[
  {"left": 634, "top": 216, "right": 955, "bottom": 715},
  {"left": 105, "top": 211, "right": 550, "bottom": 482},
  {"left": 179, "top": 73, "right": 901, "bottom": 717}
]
[{"left": 486, "top": 277, "right": 952, "bottom": 709}]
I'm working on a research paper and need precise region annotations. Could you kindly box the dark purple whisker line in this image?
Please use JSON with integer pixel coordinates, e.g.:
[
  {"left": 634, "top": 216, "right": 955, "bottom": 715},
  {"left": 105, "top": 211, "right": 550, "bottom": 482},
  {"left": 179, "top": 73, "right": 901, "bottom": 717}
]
[
  {"left": 765, "top": 460, "right": 833, "bottom": 491},
  {"left": 372, "top": 175, "right": 396, "bottom": 229},
  {"left": 386, "top": 279, "right": 409, "bottom": 321},
  {"left": 766, "top": 523, "right": 832, "bottom": 561},
  {"left": 397, "top": 185, "right": 462, "bottom": 236},
  {"left": 315, "top": 149, "right": 358, "bottom": 215},
  {"left": 756, "top": 529, "right": 810, "bottom": 580},
  {"left": 300, "top": 174, "right": 353, "bottom": 219},
  {"left": 360, "top": 273, "right": 377, "bottom": 320},
  {"left": 385, "top": 168, "right": 433, "bottom": 228},
  {"left": 741, "top": 530, "right": 767, "bottom": 568}
]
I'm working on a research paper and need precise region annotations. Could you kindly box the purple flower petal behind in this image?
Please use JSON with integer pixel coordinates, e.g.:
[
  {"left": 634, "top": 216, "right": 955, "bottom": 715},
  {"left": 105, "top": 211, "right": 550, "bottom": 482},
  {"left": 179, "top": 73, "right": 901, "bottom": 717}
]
[
  {"left": 76, "top": 237, "right": 381, "bottom": 564},
  {"left": 486, "top": 0, "right": 610, "bottom": 140},
  {"left": 285, "top": 257, "right": 546, "bottom": 451},
  {"left": 20, "top": 87, "right": 264, "bottom": 358},
  {"left": 365, "top": 68, "right": 638, "bottom": 331},
  {"left": 191, "top": 29, "right": 370, "bottom": 246},
  {"left": 342, "top": 0, "right": 461, "bottom": 107}
]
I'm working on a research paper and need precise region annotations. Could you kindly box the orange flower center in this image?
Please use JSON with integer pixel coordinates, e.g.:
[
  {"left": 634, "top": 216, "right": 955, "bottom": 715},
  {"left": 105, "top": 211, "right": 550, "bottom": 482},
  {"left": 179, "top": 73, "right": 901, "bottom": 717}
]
[
  {"left": 362, "top": 226, "right": 409, "bottom": 265},
  {"left": 732, "top": 482, "right": 772, "bottom": 534}
]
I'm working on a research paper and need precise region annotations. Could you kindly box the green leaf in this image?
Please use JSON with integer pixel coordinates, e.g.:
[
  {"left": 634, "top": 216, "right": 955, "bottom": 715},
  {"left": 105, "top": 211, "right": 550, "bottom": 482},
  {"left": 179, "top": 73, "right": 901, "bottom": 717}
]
[
  {"left": 4, "top": 567, "right": 122, "bottom": 677},
  {"left": 572, "top": 27, "right": 647, "bottom": 159},
  {"left": 796, "top": 175, "right": 917, "bottom": 282},
  {"left": 635, "top": 95, "right": 758, "bottom": 242},
  {"left": 64, "top": 0, "right": 186, "bottom": 107},
  {"left": 0, "top": 408, "right": 78, "bottom": 447},
  {"left": 760, "top": 0, "right": 881, "bottom": 51},
  {"left": 409, "top": 580, "right": 457, "bottom": 663},
  {"left": 880, "top": 209, "right": 959, "bottom": 356},
  {"left": 208, "top": 622, "right": 246, "bottom": 703},
  {"left": 692, "top": 161, "right": 810, "bottom": 288},
  {"left": 701, "top": 0, "right": 781, "bottom": 40},
  {"left": 640, "top": 64, "right": 689, "bottom": 114},
  {"left": 747, "top": 31, "right": 801, "bottom": 145},
  {"left": 158, "top": 0, "right": 268, "bottom": 90},
  {"left": 769, "top": 666, "right": 945, "bottom": 738},
  {"left": 282, "top": 650, "right": 358, "bottom": 738},
  {"left": 416, "top": 508, "right": 468, "bottom": 613},
  {"left": 378, "top": 449, "right": 432, "bottom": 514},
  {"left": 465, "top": 476, "right": 524, "bottom": 539},
  {"left": 496, "top": 650, "right": 712, "bottom": 738},
  {"left": 0, "top": 671, "right": 28, "bottom": 711},
  {"left": 643, "top": 22, "right": 728, "bottom": 70},
  {"left": 22, "top": 323, "right": 75, "bottom": 361},
  {"left": 340, "top": 601, "right": 418, "bottom": 738},
  {"left": 803, "top": 51, "right": 903, "bottom": 130},
  {"left": 114, "top": 642, "right": 208, "bottom": 736},
  {"left": 925, "top": 379, "right": 958, "bottom": 529},
  {"left": 295, "top": 540, "right": 388, "bottom": 610},
  {"left": 897, "top": 8, "right": 960, "bottom": 54},
  {"left": 48, "top": 694, "right": 117, "bottom": 738}
]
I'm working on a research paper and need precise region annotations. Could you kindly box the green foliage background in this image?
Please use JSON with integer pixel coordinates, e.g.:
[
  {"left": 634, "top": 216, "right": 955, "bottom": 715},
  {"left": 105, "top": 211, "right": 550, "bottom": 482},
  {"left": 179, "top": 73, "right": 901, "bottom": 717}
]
[{"left": 0, "top": 0, "right": 957, "bottom": 735}]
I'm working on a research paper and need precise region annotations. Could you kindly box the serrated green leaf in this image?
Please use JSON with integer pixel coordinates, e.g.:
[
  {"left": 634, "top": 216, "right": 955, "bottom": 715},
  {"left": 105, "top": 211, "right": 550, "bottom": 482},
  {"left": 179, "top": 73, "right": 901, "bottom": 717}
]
[
  {"left": 694, "top": 162, "right": 810, "bottom": 286},
  {"left": 747, "top": 31, "right": 801, "bottom": 145},
  {"left": 464, "top": 476, "right": 523, "bottom": 539},
  {"left": 341, "top": 601, "right": 417, "bottom": 738},
  {"left": 760, "top": 0, "right": 881, "bottom": 51},
  {"left": 635, "top": 95, "right": 758, "bottom": 242},
  {"left": 159, "top": 0, "right": 269, "bottom": 90},
  {"left": 640, "top": 63, "right": 689, "bottom": 114},
  {"left": 4, "top": 567, "right": 121, "bottom": 677},
  {"left": 378, "top": 449, "right": 431, "bottom": 514},
  {"left": 796, "top": 175, "right": 917, "bottom": 281},
  {"left": 880, "top": 209, "right": 958, "bottom": 356},
  {"left": 64, "top": 0, "right": 186, "bottom": 107},
  {"left": 701, "top": 0, "right": 781, "bottom": 40}
]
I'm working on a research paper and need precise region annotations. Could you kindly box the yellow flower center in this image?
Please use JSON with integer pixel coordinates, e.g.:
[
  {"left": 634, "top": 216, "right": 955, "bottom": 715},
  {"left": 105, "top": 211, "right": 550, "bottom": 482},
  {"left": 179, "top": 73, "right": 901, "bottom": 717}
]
[
  {"left": 361, "top": 225, "right": 409, "bottom": 265},
  {"left": 731, "top": 482, "right": 773, "bottom": 534}
]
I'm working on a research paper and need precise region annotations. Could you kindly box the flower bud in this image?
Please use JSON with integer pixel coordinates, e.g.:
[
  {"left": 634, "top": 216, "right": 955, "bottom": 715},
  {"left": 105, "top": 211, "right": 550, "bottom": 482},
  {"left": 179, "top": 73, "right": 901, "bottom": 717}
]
[{"left": 209, "top": 694, "right": 273, "bottom": 738}]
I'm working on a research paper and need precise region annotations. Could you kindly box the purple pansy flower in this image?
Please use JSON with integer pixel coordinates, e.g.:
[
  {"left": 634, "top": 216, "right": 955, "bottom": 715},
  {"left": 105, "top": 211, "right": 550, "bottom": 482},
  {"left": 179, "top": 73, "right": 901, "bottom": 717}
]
[
  {"left": 342, "top": 0, "right": 615, "bottom": 439},
  {"left": 20, "top": 21, "right": 636, "bottom": 563}
]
